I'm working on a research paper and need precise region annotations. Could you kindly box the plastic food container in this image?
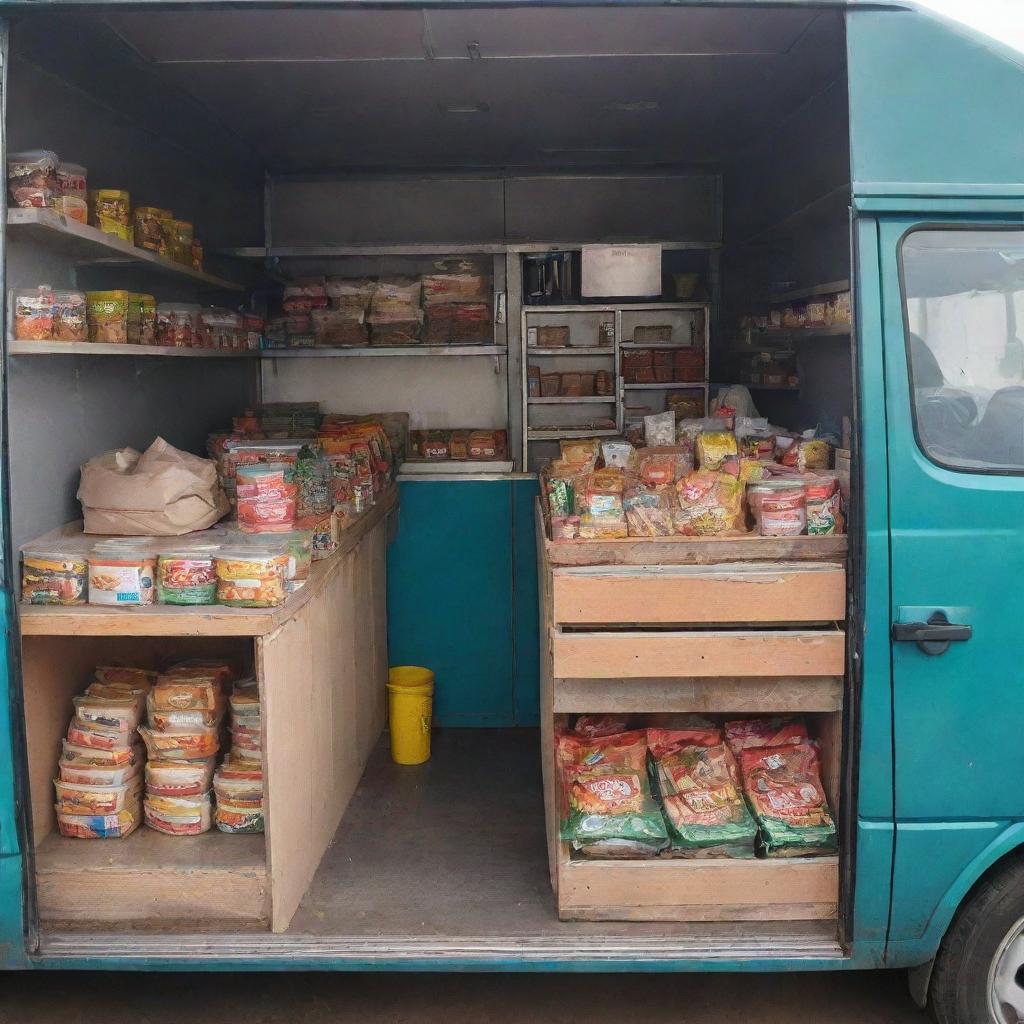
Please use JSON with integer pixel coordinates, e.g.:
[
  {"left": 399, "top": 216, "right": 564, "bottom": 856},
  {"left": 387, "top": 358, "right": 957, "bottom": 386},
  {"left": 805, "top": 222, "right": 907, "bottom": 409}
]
[
  {"left": 56, "top": 162, "right": 87, "bottom": 199},
  {"left": 281, "top": 530, "right": 313, "bottom": 591},
  {"left": 144, "top": 792, "right": 213, "bottom": 836},
  {"left": 214, "top": 768, "right": 263, "bottom": 804},
  {"left": 146, "top": 705, "right": 221, "bottom": 732},
  {"left": 237, "top": 463, "right": 298, "bottom": 534},
  {"left": 215, "top": 799, "right": 264, "bottom": 835},
  {"left": 58, "top": 758, "right": 141, "bottom": 787},
  {"left": 133, "top": 206, "right": 172, "bottom": 254},
  {"left": 54, "top": 195, "right": 88, "bottom": 223},
  {"left": 54, "top": 776, "right": 143, "bottom": 816},
  {"left": 72, "top": 694, "right": 142, "bottom": 733},
  {"left": 169, "top": 219, "right": 193, "bottom": 265},
  {"left": 138, "top": 725, "right": 219, "bottom": 761},
  {"left": 231, "top": 723, "right": 262, "bottom": 757},
  {"left": 86, "top": 290, "right": 133, "bottom": 344},
  {"left": 94, "top": 666, "right": 157, "bottom": 689},
  {"left": 88, "top": 542, "right": 155, "bottom": 605},
  {"left": 145, "top": 758, "right": 216, "bottom": 797},
  {"left": 56, "top": 806, "right": 141, "bottom": 839},
  {"left": 756, "top": 481, "right": 807, "bottom": 537},
  {"left": 66, "top": 718, "right": 135, "bottom": 752},
  {"left": 88, "top": 189, "right": 132, "bottom": 242},
  {"left": 21, "top": 547, "right": 87, "bottom": 604},
  {"left": 157, "top": 552, "right": 217, "bottom": 605},
  {"left": 155, "top": 303, "right": 202, "bottom": 347},
  {"left": 13, "top": 287, "right": 88, "bottom": 343},
  {"left": 61, "top": 739, "right": 143, "bottom": 768},
  {"left": 216, "top": 547, "right": 289, "bottom": 607},
  {"left": 230, "top": 679, "right": 260, "bottom": 718},
  {"left": 8, "top": 150, "right": 57, "bottom": 208},
  {"left": 150, "top": 679, "right": 223, "bottom": 713}
]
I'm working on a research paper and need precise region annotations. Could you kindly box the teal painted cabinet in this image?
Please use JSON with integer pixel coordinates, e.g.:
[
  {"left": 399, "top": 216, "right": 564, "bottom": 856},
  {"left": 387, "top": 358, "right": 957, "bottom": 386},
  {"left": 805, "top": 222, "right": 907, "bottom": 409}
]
[{"left": 386, "top": 478, "right": 540, "bottom": 727}]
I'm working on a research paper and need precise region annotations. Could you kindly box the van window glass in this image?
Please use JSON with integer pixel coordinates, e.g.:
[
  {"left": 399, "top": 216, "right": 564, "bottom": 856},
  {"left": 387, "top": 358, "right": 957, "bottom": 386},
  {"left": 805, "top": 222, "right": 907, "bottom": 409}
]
[{"left": 902, "top": 229, "right": 1024, "bottom": 472}]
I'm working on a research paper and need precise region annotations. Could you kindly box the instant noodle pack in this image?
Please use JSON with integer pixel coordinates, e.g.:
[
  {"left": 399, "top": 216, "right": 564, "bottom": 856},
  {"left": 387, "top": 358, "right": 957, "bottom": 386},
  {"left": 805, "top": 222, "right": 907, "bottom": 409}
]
[
  {"left": 54, "top": 661, "right": 264, "bottom": 838},
  {"left": 556, "top": 714, "right": 836, "bottom": 860},
  {"left": 541, "top": 414, "right": 844, "bottom": 540}
]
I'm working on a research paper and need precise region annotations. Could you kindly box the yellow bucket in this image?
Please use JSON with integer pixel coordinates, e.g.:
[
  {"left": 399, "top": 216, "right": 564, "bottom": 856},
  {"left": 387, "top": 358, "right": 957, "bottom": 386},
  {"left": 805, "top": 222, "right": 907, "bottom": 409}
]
[{"left": 387, "top": 666, "right": 434, "bottom": 765}]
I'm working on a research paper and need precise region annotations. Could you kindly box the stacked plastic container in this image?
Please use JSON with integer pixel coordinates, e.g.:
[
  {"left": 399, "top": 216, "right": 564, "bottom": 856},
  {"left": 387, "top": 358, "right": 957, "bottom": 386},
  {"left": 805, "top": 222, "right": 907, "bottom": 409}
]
[
  {"left": 139, "top": 661, "right": 231, "bottom": 835},
  {"left": 213, "top": 679, "right": 264, "bottom": 834},
  {"left": 53, "top": 667, "right": 154, "bottom": 838}
]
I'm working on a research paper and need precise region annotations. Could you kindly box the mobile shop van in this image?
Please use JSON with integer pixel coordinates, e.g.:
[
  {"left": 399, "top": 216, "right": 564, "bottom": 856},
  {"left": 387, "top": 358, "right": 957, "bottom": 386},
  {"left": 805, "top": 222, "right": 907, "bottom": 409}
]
[{"left": 0, "top": 2, "right": 1022, "bottom": 1022}]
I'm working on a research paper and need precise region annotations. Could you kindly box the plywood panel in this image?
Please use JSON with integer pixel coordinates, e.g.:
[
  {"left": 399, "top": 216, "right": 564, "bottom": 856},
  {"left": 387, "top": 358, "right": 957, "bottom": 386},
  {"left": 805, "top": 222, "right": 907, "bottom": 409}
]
[
  {"left": 557, "top": 855, "right": 838, "bottom": 922},
  {"left": 552, "top": 629, "right": 845, "bottom": 679},
  {"left": 260, "top": 513, "right": 389, "bottom": 933},
  {"left": 552, "top": 564, "right": 846, "bottom": 625},
  {"left": 552, "top": 675, "right": 843, "bottom": 714},
  {"left": 35, "top": 831, "right": 266, "bottom": 924}
]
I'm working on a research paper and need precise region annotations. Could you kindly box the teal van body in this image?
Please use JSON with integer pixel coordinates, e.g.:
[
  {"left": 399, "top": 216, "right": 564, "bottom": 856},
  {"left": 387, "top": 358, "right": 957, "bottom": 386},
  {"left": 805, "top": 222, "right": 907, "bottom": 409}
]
[{"left": 0, "top": 0, "right": 1021, "bottom": 993}]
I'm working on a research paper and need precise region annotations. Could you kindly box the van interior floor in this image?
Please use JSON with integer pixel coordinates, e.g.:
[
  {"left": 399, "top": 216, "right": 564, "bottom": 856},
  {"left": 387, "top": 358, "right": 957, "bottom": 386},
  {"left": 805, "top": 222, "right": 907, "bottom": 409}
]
[
  {"left": 286, "top": 728, "right": 839, "bottom": 946},
  {"left": 38, "top": 730, "right": 845, "bottom": 959}
]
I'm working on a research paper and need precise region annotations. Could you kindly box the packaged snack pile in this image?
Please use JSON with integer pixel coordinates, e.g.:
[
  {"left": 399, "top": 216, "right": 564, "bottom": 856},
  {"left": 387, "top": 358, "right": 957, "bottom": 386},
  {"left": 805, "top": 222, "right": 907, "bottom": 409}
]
[
  {"left": 53, "top": 667, "right": 154, "bottom": 838},
  {"left": 555, "top": 714, "right": 836, "bottom": 861},
  {"left": 262, "top": 260, "right": 492, "bottom": 350},
  {"left": 540, "top": 413, "right": 844, "bottom": 540},
  {"left": 213, "top": 679, "right": 264, "bottom": 834},
  {"left": 140, "top": 661, "right": 232, "bottom": 836}
]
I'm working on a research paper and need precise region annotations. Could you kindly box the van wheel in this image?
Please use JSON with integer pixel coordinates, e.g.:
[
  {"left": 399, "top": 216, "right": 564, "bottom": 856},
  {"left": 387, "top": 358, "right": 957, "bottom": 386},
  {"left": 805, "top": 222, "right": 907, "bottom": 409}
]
[{"left": 930, "top": 857, "right": 1024, "bottom": 1023}]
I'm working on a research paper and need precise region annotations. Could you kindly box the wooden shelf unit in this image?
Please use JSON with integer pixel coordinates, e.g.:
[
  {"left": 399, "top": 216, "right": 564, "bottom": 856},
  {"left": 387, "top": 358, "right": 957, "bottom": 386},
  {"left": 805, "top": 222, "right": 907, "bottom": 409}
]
[
  {"left": 24, "top": 487, "right": 396, "bottom": 933},
  {"left": 536, "top": 501, "right": 846, "bottom": 923}
]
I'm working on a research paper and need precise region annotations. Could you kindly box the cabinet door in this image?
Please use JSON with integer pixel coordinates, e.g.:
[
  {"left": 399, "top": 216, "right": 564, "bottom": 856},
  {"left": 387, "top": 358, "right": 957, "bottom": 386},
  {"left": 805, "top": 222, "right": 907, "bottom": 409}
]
[{"left": 387, "top": 480, "right": 514, "bottom": 726}]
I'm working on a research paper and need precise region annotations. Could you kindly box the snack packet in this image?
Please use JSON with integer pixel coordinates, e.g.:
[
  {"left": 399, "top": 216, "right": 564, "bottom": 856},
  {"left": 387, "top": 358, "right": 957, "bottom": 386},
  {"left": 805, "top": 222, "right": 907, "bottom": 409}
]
[
  {"left": 738, "top": 741, "right": 838, "bottom": 856},
  {"left": 696, "top": 431, "right": 738, "bottom": 471},
  {"left": 724, "top": 717, "right": 809, "bottom": 754},
  {"left": 652, "top": 743, "right": 758, "bottom": 857},
  {"left": 674, "top": 470, "right": 745, "bottom": 536}
]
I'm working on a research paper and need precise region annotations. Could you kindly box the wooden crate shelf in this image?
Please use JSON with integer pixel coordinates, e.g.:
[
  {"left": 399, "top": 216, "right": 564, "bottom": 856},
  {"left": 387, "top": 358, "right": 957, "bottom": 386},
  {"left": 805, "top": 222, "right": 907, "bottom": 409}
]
[{"left": 535, "top": 499, "right": 846, "bottom": 924}]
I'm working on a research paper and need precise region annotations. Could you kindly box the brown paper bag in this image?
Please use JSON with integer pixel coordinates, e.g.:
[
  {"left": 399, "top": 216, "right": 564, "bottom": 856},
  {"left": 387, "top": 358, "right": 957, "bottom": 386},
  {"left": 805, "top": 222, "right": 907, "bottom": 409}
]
[{"left": 78, "top": 437, "right": 229, "bottom": 535}]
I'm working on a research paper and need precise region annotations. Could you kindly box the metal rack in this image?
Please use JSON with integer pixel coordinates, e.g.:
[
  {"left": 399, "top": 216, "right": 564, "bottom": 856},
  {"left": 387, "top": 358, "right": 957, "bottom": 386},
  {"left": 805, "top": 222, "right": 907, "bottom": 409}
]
[{"left": 520, "top": 302, "right": 710, "bottom": 465}]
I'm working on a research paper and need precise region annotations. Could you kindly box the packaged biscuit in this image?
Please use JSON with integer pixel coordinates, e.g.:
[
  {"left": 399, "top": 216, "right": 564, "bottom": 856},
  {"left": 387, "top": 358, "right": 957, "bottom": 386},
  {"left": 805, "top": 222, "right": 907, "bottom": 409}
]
[
  {"left": 54, "top": 776, "right": 142, "bottom": 816},
  {"left": 61, "top": 739, "right": 143, "bottom": 768},
  {"left": 150, "top": 678, "right": 223, "bottom": 713},
  {"left": 88, "top": 189, "right": 132, "bottom": 242},
  {"left": 66, "top": 718, "right": 135, "bottom": 752},
  {"left": 72, "top": 694, "right": 142, "bottom": 733},
  {"left": 58, "top": 759, "right": 141, "bottom": 787},
  {"left": 145, "top": 758, "right": 216, "bottom": 797},
  {"left": 724, "top": 717, "right": 809, "bottom": 754}
]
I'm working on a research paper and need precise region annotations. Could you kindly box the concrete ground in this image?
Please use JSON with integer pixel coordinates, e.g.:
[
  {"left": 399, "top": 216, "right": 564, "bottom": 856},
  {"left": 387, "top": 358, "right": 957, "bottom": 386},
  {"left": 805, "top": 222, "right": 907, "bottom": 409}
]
[{"left": 0, "top": 969, "right": 926, "bottom": 1022}]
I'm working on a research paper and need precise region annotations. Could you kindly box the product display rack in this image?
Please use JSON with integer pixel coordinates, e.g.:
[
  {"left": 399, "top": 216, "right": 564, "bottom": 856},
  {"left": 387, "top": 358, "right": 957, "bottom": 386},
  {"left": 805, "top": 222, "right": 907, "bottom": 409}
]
[
  {"left": 521, "top": 302, "right": 711, "bottom": 465},
  {"left": 536, "top": 502, "right": 846, "bottom": 922},
  {"left": 7, "top": 340, "right": 260, "bottom": 358},
  {"left": 7, "top": 208, "right": 244, "bottom": 292}
]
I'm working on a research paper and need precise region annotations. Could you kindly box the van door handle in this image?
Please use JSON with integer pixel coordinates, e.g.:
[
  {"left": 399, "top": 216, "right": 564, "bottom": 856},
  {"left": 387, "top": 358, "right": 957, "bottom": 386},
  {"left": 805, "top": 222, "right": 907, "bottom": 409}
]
[{"left": 892, "top": 611, "right": 972, "bottom": 655}]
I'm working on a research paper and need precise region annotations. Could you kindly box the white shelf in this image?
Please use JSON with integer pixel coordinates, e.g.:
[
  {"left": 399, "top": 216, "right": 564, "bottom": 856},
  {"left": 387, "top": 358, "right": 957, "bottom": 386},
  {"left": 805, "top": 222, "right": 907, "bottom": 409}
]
[
  {"left": 527, "top": 347, "right": 614, "bottom": 357},
  {"left": 261, "top": 345, "right": 506, "bottom": 358},
  {"left": 7, "top": 208, "right": 244, "bottom": 291},
  {"left": 527, "top": 428, "right": 618, "bottom": 440},
  {"left": 528, "top": 396, "right": 615, "bottom": 405},
  {"left": 8, "top": 339, "right": 258, "bottom": 358},
  {"left": 525, "top": 303, "right": 707, "bottom": 314},
  {"left": 623, "top": 382, "right": 708, "bottom": 390}
]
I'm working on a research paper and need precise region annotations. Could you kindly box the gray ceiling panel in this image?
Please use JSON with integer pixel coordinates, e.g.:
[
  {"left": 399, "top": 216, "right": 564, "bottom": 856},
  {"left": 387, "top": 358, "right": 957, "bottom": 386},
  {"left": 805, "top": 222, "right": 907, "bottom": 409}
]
[
  {"left": 424, "top": 7, "right": 817, "bottom": 58},
  {"left": 105, "top": 10, "right": 428, "bottom": 62}
]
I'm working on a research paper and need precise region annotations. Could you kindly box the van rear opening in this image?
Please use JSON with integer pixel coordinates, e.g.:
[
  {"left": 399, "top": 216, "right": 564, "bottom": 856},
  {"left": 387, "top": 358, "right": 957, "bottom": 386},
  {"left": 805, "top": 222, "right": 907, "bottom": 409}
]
[{"left": 6, "top": 3, "right": 854, "bottom": 963}]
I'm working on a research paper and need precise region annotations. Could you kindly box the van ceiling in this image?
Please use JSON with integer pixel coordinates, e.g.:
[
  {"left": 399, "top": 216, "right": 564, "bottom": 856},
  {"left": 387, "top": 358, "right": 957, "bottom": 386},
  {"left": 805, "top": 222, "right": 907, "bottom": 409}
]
[{"left": 24, "top": 6, "right": 846, "bottom": 175}]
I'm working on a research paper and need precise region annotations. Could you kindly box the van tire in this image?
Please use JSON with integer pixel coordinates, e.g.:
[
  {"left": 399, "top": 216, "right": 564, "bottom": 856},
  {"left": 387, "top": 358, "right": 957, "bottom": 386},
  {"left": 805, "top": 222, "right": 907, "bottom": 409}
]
[{"left": 929, "top": 855, "right": 1024, "bottom": 1024}]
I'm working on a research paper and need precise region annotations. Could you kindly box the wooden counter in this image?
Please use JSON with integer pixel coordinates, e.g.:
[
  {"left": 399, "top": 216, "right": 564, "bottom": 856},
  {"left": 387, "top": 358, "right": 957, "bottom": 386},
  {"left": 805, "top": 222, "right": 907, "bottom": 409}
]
[{"left": 25, "top": 488, "right": 396, "bottom": 933}]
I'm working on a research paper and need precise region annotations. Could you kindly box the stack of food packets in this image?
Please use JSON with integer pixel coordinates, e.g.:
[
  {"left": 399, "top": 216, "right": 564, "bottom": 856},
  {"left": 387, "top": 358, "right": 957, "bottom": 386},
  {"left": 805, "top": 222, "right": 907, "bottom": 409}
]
[
  {"left": 139, "top": 661, "right": 230, "bottom": 835},
  {"left": 54, "top": 667, "right": 153, "bottom": 838},
  {"left": 213, "top": 679, "right": 264, "bottom": 834}
]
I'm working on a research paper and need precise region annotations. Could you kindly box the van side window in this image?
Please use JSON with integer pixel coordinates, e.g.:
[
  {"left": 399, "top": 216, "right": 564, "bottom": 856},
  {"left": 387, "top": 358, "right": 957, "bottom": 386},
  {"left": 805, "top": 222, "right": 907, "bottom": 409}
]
[{"left": 901, "top": 228, "right": 1024, "bottom": 473}]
